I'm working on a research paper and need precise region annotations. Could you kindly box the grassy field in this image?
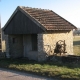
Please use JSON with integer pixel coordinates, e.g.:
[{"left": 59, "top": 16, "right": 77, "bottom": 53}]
[
  {"left": 0, "top": 58, "right": 80, "bottom": 80},
  {"left": 73, "top": 36, "right": 80, "bottom": 55}
]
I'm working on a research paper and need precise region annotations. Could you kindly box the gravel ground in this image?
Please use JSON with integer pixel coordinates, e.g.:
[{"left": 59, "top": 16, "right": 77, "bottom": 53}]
[{"left": 0, "top": 68, "right": 57, "bottom": 80}]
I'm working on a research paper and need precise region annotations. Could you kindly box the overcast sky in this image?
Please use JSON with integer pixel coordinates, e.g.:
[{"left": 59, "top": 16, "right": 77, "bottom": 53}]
[{"left": 0, "top": 0, "right": 80, "bottom": 28}]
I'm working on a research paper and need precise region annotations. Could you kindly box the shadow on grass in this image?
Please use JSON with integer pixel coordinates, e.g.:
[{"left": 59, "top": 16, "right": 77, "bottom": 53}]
[
  {"left": 0, "top": 58, "right": 80, "bottom": 80},
  {"left": 0, "top": 58, "right": 80, "bottom": 69}
]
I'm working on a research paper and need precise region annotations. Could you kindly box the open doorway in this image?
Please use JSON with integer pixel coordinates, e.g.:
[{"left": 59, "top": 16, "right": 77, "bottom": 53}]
[{"left": 23, "top": 34, "right": 38, "bottom": 58}]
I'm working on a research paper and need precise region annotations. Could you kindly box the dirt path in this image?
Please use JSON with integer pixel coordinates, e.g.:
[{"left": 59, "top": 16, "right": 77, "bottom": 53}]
[{"left": 0, "top": 68, "right": 57, "bottom": 80}]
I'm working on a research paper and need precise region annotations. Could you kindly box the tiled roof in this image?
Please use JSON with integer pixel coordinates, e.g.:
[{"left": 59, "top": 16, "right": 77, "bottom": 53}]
[{"left": 19, "top": 6, "right": 76, "bottom": 30}]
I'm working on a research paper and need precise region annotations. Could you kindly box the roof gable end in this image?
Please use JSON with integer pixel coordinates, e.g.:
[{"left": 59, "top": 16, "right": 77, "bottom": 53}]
[
  {"left": 3, "top": 6, "right": 77, "bottom": 33},
  {"left": 3, "top": 6, "right": 46, "bottom": 31}
]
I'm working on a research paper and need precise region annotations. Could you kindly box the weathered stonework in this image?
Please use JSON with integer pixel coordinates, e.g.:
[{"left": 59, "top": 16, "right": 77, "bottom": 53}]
[
  {"left": 3, "top": 30, "right": 73, "bottom": 61},
  {"left": 9, "top": 35, "right": 23, "bottom": 58},
  {"left": 38, "top": 30, "right": 73, "bottom": 61},
  {"left": 2, "top": 30, "right": 9, "bottom": 58},
  {"left": 5, "top": 35, "right": 10, "bottom": 58},
  {"left": 38, "top": 34, "right": 46, "bottom": 61}
]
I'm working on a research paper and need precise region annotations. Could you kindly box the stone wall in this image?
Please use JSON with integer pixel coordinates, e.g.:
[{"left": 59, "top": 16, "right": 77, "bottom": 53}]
[
  {"left": 5, "top": 35, "right": 10, "bottom": 58},
  {"left": 38, "top": 34, "right": 46, "bottom": 61},
  {"left": 38, "top": 30, "right": 73, "bottom": 61},
  {"left": 2, "top": 29, "right": 7, "bottom": 52},
  {"left": 3, "top": 33, "right": 38, "bottom": 60},
  {"left": 2, "top": 29, "right": 9, "bottom": 58},
  {"left": 2, "top": 30, "right": 73, "bottom": 61},
  {"left": 9, "top": 35, "right": 23, "bottom": 58}
]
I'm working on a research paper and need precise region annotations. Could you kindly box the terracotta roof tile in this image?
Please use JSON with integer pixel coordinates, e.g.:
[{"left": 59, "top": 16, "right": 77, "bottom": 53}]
[{"left": 19, "top": 6, "right": 77, "bottom": 30}]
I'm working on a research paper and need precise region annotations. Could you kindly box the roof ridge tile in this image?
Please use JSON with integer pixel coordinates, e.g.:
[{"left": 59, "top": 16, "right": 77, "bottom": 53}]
[{"left": 19, "top": 6, "right": 52, "bottom": 11}]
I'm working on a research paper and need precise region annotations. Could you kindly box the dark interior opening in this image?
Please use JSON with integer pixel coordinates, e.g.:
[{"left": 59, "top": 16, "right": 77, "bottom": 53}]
[{"left": 31, "top": 34, "right": 37, "bottom": 51}]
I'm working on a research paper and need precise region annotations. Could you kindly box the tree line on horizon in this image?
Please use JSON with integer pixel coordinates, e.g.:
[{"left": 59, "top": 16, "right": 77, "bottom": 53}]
[{"left": 73, "top": 28, "right": 80, "bottom": 36}]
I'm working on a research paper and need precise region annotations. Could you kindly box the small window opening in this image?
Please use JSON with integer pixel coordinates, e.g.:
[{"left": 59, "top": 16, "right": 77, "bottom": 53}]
[
  {"left": 12, "top": 38, "right": 16, "bottom": 44},
  {"left": 31, "top": 34, "right": 37, "bottom": 51}
]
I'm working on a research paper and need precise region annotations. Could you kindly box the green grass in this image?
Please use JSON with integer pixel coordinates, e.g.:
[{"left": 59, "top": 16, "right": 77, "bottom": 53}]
[
  {"left": 73, "top": 36, "right": 80, "bottom": 55},
  {"left": 0, "top": 58, "right": 80, "bottom": 80}
]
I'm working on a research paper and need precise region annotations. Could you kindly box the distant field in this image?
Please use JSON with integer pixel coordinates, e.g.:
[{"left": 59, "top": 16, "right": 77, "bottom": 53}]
[{"left": 73, "top": 36, "right": 80, "bottom": 55}]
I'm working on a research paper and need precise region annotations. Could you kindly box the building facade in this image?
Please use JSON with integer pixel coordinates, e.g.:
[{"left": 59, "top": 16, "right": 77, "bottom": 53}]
[{"left": 3, "top": 6, "right": 76, "bottom": 61}]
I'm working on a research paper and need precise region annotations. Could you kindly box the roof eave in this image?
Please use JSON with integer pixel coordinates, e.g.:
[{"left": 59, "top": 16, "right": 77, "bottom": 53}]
[{"left": 47, "top": 28, "right": 76, "bottom": 31}]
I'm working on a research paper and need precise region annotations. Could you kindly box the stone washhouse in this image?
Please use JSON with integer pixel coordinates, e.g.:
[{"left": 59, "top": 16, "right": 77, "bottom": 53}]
[{"left": 3, "top": 6, "right": 77, "bottom": 61}]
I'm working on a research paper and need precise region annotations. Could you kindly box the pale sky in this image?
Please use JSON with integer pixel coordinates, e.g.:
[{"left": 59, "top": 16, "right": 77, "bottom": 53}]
[{"left": 0, "top": 0, "right": 80, "bottom": 28}]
